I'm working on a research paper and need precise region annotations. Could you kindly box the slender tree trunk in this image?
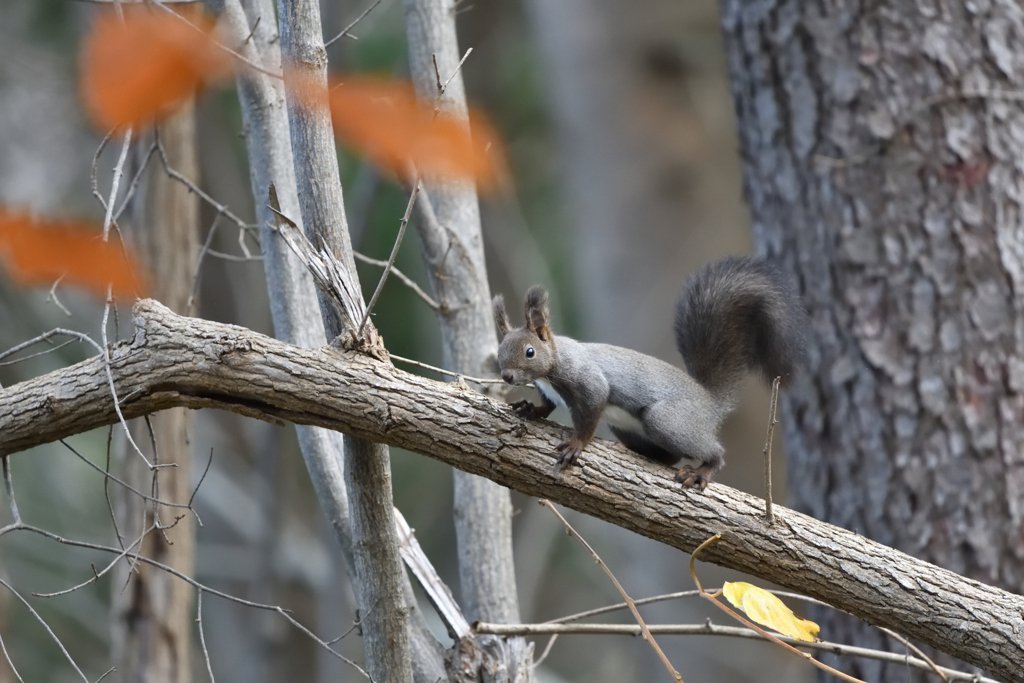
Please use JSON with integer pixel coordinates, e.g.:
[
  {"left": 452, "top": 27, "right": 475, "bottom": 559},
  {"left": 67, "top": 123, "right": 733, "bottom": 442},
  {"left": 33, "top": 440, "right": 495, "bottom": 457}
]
[
  {"left": 112, "top": 101, "right": 198, "bottom": 683},
  {"left": 720, "top": 1, "right": 1024, "bottom": 678},
  {"left": 276, "top": 1, "right": 413, "bottom": 681},
  {"left": 401, "top": 0, "right": 531, "bottom": 678}
]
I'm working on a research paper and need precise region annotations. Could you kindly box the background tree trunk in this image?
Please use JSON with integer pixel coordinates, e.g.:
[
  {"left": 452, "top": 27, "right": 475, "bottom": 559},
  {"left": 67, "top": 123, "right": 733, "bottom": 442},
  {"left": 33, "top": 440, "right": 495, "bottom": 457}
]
[
  {"left": 719, "top": 0, "right": 1024, "bottom": 678},
  {"left": 402, "top": 0, "right": 531, "bottom": 677},
  {"left": 112, "top": 101, "right": 198, "bottom": 683}
]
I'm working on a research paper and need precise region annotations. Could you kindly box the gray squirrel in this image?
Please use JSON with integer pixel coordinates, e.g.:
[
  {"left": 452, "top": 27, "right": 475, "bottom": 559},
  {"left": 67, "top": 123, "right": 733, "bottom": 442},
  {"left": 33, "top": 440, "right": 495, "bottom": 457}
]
[{"left": 492, "top": 256, "right": 807, "bottom": 490}]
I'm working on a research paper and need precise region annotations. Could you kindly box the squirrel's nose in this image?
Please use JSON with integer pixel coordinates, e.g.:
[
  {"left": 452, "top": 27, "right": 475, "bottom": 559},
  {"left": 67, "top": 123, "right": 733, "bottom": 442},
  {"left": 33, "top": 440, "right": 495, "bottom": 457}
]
[{"left": 501, "top": 371, "right": 514, "bottom": 384}]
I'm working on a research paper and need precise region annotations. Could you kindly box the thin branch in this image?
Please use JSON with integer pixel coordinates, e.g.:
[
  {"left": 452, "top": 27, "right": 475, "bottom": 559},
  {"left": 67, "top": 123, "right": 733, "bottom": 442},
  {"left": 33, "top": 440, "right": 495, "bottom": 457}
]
[
  {"left": 389, "top": 353, "right": 507, "bottom": 385},
  {"left": 112, "top": 141, "right": 159, "bottom": 224},
  {"left": 354, "top": 251, "right": 440, "bottom": 310},
  {"left": 147, "top": 0, "right": 283, "bottom": 80},
  {"left": 540, "top": 500, "right": 683, "bottom": 682},
  {"left": 690, "top": 535, "right": 865, "bottom": 683},
  {"left": 762, "top": 376, "right": 781, "bottom": 524},
  {"left": 532, "top": 634, "right": 558, "bottom": 669},
  {"left": 197, "top": 591, "right": 216, "bottom": 683},
  {"left": 2, "top": 458, "right": 20, "bottom": 525},
  {"left": 32, "top": 524, "right": 151, "bottom": 598},
  {"left": 47, "top": 275, "right": 73, "bottom": 317},
  {"left": 188, "top": 214, "right": 223, "bottom": 315},
  {"left": 102, "top": 130, "right": 132, "bottom": 241},
  {"left": 545, "top": 590, "right": 703, "bottom": 625},
  {"left": 101, "top": 288, "right": 152, "bottom": 469},
  {"left": 0, "top": 523, "right": 370, "bottom": 678},
  {"left": 475, "top": 622, "right": 995, "bottom": 683},
  {"left": 242, "top": 15, "right": 260, "bottom": 45},
  {"left": 358, "top": 180, "right": 420, "bottom": 337},
  {"left": 0, "top": 628, "right": 26, "bottom": 683},
  {"left": 0, "top": 577, "right": 89, "bottom": 683},
  {"left": 59, "top": 440, "right": 201, "bottom": 520},
  {"left": 155, "top": 136, "right": 258, "bottom": 257},
  {"left": 324, "top": 0, "right": 382, "bottom": 47}
]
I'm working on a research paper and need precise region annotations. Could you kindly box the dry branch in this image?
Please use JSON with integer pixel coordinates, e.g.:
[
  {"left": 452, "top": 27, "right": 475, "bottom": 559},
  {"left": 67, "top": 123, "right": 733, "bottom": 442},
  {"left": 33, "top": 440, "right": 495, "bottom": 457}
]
[{"left": 0, "top": 299, "right": 1022, "bottom": 681}]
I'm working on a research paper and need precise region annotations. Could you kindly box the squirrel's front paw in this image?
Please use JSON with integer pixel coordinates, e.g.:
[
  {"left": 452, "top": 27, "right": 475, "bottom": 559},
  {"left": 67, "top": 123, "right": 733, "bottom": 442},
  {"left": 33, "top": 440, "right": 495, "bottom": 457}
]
[
  {"left": 675, "top": 466, "right": 710, "bottom": 491},
  {"left": 510, "top": 399, "right": 546, "bottom": 420},
  {"left": 555, "top": 440, "right": 583, "bottom": 469}
]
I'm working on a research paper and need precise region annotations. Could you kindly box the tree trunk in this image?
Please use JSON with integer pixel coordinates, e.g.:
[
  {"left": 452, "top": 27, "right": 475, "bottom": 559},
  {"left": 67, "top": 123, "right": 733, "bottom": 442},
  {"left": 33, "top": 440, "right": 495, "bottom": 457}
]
[
  {"left": 720, "top": 1, "right": 1024, "bottom": 678},
  {"left": 401, "top": 0, "right": 531, "bottom": 678},
  {"left": 111, "top": 101, "right": 198, "bottom": 683},
  {"left": 276, "top": 1, "right": 414, "bottom": 681}
]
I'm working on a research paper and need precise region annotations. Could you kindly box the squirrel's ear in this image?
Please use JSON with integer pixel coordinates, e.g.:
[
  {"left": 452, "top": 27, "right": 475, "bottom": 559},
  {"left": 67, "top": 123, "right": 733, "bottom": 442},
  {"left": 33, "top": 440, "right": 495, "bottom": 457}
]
[
  {"left": 524, "top": 286, "right": 552, "bottom": 341},
  {"left": 493, "top": 295, "right": 511, "bottom": 338}
]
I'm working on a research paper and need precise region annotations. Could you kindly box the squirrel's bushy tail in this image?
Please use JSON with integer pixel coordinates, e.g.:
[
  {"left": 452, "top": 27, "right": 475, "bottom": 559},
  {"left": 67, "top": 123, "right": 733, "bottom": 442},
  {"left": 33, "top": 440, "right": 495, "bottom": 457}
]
[{"left": 674, "top": 256, "right": 807, "bottom": 402}]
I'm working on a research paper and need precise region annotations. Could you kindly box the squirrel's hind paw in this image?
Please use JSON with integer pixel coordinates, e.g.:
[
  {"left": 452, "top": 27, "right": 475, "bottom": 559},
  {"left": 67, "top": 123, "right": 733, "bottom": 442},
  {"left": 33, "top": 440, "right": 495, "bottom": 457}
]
[
  {"left": 675, "top": 465, "right": 713, "bottom": 491},
  {"left": 555, "top": 440, "right": 583, "bottom": 469}
]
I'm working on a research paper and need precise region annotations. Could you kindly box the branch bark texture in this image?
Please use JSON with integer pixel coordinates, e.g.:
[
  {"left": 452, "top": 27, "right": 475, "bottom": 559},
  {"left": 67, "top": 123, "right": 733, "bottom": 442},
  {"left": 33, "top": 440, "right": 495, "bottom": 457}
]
[{"left": 1, "top": 300, "right": 1021, "bottom": 681}]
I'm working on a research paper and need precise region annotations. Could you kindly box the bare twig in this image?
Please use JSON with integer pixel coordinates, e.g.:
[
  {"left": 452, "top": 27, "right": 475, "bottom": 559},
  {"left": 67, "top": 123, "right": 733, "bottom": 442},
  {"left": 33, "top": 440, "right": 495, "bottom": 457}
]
[
  {"left": 354, "top": 251, "right": 440, "bottom": 310},
  {"left": 47, "top": 275, "right": 73, "bottom": 317},
  {"left": 389, "top": 353, "right": 506, "bottom": 385},
  {"left": 188, "top": 214, "right": 223, "bottom": 315},
  {"left": 690, "top": 535, "right": 866, "bottom": 683},
  {"left": 2, "top": 458, "right": 20, "bottom": 525},
  {"left": 197, "top": 591, "right": 216, "bottom": 683},
  {"left": 147, "top": 0, "right": 283, "bottom": 80},
  {"left": 324, "top": 0, "right": 382, "bottom": 47},
  {"left": 476, "top": 621, "right": 994, "bottom": 682},
  {"left": 0, "top": 628, "right": 26, "bottom": 683},
  {"left": 545, "top": 590, "right": 703, "bottom": 624},
  {"left": 112, "top": 141, "right": 159, "bottom": 224},
  {"left": 155, "top": 136, "right": 258, "bottom": 257},
  {"left": 59, "top": 440, "right": 201, "bottom": 521},
  {"left": 533, "top": 634, "right": 558, "bottom": 669},
  {"left": 0, "top": 577, "right": 89, "bottom": 682},
  {"left": 0, "top": 523, "right": 370, "bottom": 678},
  {"left": 242, "top": 15, "right": 260, "bottom": 45},
  {"left": 102, "top": 130, "right": 132, "bottom": 241},
  {"left": 358, "top": 181, "right": 420, "bottom": 337},
  {"left": 540, "top": 499, "right": 683, "bottom": 682},
  {"left": 762, "top": 376, "right": 781, "bottom": 524}
]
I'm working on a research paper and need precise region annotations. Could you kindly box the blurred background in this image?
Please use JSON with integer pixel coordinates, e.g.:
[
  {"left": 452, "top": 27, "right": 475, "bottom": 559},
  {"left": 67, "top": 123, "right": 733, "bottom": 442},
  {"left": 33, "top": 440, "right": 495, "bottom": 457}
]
[{"left": 0, "top": 0, "right": 812, "bottom": 681}]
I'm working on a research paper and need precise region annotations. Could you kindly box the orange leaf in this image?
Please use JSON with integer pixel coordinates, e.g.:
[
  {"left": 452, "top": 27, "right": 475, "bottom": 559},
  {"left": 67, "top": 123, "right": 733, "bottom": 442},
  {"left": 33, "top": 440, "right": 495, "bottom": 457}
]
[
  {"left": 0, "top": 209, "right": 148, "bottom": 298},
  {"left": 81, "top": 7, "right": 231, "bottom": 130},
  {"left": 318, "top": 76, "right": 505, "bottom": 190}
]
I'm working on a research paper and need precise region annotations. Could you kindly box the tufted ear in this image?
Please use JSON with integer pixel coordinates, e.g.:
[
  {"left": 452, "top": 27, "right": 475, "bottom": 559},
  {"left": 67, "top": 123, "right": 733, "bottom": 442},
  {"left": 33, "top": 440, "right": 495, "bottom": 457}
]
[
  {"left": 523, "top": 286, "right": 552, "bottom": 341},
  {"left": 492, "top": 295, "right": 511, "bottom": 338}
]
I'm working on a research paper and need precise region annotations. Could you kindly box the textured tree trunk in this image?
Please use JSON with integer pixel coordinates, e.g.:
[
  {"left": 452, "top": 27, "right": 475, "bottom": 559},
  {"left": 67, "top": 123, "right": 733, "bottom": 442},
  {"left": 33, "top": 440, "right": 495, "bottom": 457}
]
[
  {"left": 276, "top": 1, "right": 414, "bottom": 681},
  {"left": 719, "top": 1, "right": 1024, "bottom": 679},
  {"left": 401, "top": 0, "right": 531, "bottom": 678},
  {"left": 112, "top": 101, "right": 198, "bottom": 683}
]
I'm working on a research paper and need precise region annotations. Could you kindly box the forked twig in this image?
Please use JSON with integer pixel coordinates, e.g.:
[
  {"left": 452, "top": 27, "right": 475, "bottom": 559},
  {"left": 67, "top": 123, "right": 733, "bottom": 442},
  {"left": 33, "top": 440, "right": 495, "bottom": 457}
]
[
  {"left": 540, "top": 499, "right": 683, "bottom": 682},
  {"left": 324, "top": 0, "right": 382, "bottom": 47}
]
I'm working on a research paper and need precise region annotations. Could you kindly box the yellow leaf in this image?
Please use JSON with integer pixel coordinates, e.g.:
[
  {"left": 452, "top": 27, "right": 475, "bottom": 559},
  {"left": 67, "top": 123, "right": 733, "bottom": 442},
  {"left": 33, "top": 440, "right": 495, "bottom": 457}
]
[{"left": 722, "top": 582, "right": 820, "bottom": 643}]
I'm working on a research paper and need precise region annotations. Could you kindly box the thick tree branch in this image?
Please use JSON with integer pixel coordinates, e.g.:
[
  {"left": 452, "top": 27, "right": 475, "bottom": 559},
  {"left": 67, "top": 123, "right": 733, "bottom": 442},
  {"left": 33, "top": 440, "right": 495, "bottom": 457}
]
[{"left": 1, "top": 299, "right": 1022, "bottom": 680}]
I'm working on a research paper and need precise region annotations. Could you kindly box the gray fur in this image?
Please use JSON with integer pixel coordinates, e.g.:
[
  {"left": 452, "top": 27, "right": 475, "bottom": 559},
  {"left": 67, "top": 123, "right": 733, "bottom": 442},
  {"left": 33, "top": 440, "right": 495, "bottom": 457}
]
[{"left": 492, "top": 256, "right": 807, "bottom": 488}]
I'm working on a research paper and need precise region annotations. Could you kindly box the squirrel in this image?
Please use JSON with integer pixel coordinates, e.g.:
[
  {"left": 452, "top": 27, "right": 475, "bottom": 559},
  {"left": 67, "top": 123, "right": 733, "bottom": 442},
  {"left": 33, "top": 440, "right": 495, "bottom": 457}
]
[{"left": 492, "top": 256, "right": 807, "bottom": 490}]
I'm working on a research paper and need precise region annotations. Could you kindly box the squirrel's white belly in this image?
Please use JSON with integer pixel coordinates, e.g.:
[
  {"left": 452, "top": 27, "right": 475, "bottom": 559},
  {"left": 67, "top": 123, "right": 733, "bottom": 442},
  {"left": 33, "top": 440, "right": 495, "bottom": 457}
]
[
  {"left": 601, "top": 405, "right": 644, "bottom": 434},
  {"left": 535, "top": 380, "right": 645, "bottom": 434}
]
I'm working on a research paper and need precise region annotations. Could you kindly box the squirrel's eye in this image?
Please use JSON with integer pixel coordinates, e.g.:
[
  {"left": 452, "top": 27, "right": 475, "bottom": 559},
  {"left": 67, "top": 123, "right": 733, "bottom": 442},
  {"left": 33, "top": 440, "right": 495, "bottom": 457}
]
[{"left": 525, "top": 347, "right": 535, "bottom": 359}]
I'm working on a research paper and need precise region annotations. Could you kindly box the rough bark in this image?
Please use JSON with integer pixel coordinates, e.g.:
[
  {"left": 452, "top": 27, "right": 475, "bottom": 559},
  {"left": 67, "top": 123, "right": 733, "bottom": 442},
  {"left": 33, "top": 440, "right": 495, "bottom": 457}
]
[
  {"left": 1, "top": 300, "right": 1022, "bottom": 681},
  {"left": 401, "top": 0, "right": 529, "bottom": 678},
  {"left": 111, "top": 102, "right": 197, "bottom": 683},
  {"left": 718, "top": 0, "right": 1024, "bottom": 679},
  {"left": 276, "top": 2, "right": 413, "bottom": 681}
]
